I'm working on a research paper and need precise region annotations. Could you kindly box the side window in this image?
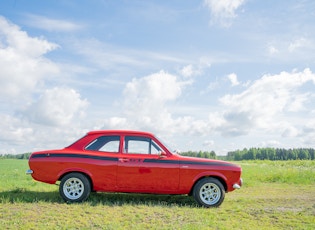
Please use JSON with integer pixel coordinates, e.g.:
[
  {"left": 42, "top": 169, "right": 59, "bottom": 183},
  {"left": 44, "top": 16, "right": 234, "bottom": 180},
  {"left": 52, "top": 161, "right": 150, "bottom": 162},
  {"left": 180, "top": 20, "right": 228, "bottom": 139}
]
[
  {"left": 85, "top": 136, "right": 120, "bottom": 153},
  {"left": 124, "top": 136, "right": 161, "bottom": 154}
]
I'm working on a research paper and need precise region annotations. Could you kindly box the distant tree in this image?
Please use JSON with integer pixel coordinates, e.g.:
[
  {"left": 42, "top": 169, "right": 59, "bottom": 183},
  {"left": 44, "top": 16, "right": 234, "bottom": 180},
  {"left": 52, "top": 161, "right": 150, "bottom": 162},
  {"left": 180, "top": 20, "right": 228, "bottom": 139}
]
[
  {"left": 298, "top": 149, "right": 309, "bottom": 160},
  {"left": 210, "top": 151, "right": 216, "bottom": 159},
  {"left": 309, "top": 149, "right": 315, "bottom": 160}
]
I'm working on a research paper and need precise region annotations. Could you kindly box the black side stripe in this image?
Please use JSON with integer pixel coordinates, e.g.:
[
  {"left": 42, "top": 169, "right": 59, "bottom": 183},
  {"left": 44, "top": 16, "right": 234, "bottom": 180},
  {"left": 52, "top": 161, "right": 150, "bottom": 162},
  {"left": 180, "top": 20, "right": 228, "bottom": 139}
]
[
  {"left": 179, "top": 161, "right": 233, "bottom": 167},
  {"left": 143, "top": 159, "right": 178, "bottom": 164},
  {"left": 144, "top": 159, "right": 232, "bottom": 167},
  {"left": 31, "top": 153, "right": 232, "bottom": 167},
  {"left": 31, "top": 153, "right": 118, "bottom": 162}
]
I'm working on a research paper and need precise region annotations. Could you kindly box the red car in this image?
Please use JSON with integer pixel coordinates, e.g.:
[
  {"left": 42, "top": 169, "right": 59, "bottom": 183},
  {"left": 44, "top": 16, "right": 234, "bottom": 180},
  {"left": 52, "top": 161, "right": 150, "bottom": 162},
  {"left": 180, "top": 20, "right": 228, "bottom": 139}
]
[{"left": 26, "top": 130, "right": 242, "bottom": 207}]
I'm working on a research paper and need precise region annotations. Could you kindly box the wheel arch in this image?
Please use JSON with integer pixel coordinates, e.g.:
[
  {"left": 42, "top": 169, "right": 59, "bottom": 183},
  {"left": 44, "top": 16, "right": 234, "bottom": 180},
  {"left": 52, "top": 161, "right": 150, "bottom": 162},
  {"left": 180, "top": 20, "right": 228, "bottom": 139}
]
[
  {"left": 58, "top": 169, "right": 94, "bottom": 191},
  {"left": 189, "top": 174, "right": 227, "bottom": 196}
]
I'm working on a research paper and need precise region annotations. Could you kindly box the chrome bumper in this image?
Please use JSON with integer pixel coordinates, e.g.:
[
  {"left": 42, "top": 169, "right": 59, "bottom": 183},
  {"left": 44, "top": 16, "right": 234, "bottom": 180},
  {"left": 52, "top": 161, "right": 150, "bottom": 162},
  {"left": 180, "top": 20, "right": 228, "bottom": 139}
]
[
  {"left": 26, "top": 169, "right": 33, "bottom": 175},
  {"left": 233, "top": 178, "right": 243, "bottom": 189}
]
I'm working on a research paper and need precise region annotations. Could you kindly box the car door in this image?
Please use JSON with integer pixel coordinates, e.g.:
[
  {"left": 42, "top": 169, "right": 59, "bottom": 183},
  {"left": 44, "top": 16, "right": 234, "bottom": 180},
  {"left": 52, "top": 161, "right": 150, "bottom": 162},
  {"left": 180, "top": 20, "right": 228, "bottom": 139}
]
[
  {"left": 117, "top": 135, "right": 179, "bottom": 193},
  {"left": 84, "top": 135, "right": 120, "bottom": 190}
]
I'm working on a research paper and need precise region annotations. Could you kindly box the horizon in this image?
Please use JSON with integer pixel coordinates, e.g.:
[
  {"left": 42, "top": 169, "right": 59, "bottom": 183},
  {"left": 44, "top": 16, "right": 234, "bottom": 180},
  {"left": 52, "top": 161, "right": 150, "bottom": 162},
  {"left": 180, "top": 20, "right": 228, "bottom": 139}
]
[{"left": 1, "top": 1, "right": 315, "bottom": 155}]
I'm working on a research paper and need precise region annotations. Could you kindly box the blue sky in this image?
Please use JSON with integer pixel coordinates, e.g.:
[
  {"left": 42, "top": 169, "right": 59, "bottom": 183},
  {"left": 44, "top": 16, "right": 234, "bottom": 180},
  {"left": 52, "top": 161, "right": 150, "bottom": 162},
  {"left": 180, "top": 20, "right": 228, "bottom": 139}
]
[{"left": 1, "top": 0, "right": 315, "bottom": 155}]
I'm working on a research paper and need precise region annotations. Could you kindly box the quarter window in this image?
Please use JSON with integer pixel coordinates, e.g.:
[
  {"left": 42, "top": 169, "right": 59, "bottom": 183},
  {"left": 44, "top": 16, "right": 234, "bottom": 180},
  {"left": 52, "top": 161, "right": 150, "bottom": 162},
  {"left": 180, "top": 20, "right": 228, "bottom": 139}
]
[{"left": 85, "top": 136, "right": 120, "bottom": 153}]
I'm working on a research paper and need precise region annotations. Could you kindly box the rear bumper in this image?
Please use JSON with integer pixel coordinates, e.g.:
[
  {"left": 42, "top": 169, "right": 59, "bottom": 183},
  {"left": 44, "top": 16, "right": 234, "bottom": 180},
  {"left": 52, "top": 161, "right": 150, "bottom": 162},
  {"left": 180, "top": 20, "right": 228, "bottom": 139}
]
[{"left": 26, "top": 169, "right": 33, "bottom": 175}]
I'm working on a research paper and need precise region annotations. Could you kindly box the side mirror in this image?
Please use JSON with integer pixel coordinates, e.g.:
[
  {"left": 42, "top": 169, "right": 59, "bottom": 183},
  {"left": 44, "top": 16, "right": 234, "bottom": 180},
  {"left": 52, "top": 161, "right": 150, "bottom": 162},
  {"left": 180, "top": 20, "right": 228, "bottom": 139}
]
[{"left": 158, "top": 151, "right": 167, "bottom": 158}]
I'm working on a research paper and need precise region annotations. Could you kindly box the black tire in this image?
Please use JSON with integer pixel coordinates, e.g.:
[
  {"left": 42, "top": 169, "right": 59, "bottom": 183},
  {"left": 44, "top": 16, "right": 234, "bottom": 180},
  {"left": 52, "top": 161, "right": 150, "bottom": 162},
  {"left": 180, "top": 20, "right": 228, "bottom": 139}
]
[
  {"left": 193, "top": 177, "right": 225, "bottom": 207},
  {"left": 59, "top": 173, "right": 91, "bottom": 203}
]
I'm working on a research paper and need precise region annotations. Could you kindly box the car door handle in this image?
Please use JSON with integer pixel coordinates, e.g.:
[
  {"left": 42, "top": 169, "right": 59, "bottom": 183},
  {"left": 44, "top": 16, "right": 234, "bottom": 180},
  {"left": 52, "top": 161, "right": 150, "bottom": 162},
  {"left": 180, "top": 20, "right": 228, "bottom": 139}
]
[{"left": 119, "top": 158, "right": 129, "bottom": 163}]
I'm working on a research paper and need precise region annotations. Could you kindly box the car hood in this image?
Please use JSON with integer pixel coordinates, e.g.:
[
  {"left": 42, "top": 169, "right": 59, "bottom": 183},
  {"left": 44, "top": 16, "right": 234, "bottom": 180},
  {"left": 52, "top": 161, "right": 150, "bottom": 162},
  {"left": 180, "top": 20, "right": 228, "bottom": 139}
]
[{"left": 177, "top": 155, "right": 241, "bottom": 169}]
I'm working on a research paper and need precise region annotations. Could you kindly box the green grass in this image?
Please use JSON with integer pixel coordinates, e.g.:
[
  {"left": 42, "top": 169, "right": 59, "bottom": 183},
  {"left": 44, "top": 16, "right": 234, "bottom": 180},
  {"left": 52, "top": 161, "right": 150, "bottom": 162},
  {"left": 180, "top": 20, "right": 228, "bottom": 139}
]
[{"left": 0, "top": 159, "right": 314, "bottom": 229}]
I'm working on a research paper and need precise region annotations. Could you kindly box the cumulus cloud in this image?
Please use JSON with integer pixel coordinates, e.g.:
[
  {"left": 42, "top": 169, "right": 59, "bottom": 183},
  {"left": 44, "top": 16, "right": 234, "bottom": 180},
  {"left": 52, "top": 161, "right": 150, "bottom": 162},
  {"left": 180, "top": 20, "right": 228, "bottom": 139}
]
[
  {"left": 203, "top": 0, "right": 245, "bottom": 27},
  {"left": 22, "top": 87, "right": 88, "bottom": 126},
  {"left": 104, "top": 71, "right": 183, "bottom": 131},
  {"left": 179, "top": 58, "right": 212, "bottom": 79},
  {"left": 266, "top": 37, "right": 315, "bottom": 59},
  {"left": 0, "top": 16, "right": 59, "bottom": 99},
  {"left": 180, "top": 65, "right": 195, "bottom": 78},
  {"left": 103, "top": 70, "right": 214, "bottom": 136},
  {"left": 98, "top": 67, "right": 315, "bottom": 152},
  {"left": 227, "top": 73, "right": 239, "bottom": 86},
  {"left": 0, "top": 114, "right": 33, "bottom": 146},
  {"left": 219, "top": 68, "right": 315, "bottom": 136},
  {"left": 0, "top": 16, "right": 91, "bottom": 153}
]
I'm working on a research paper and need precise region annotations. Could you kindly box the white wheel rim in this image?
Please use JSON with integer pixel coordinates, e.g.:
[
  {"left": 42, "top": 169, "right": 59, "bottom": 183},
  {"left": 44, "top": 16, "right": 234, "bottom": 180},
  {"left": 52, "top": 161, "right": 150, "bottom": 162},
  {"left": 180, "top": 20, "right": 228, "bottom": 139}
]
[
  {"left": 199, "top": 182, "right": 221, "bottom": 205},
  {"left": 63, "top": 177, "right": 84, "bottom": 200}
]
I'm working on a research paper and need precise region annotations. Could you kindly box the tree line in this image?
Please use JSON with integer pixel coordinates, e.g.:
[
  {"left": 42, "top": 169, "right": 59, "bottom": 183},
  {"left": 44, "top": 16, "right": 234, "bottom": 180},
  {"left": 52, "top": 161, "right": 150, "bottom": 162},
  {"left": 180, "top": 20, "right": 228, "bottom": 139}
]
[
  {"left": 0, "top": 153, "right": 31, "bottom": 159},
  {"left": 181, "top": 151, "right": 217, "bottom": 159},
  {"left": 226, "top": 148, "right": 315, "bottom": 161},
  {"left": 1, "top": 148, "right": 315, "bottom": 161}
]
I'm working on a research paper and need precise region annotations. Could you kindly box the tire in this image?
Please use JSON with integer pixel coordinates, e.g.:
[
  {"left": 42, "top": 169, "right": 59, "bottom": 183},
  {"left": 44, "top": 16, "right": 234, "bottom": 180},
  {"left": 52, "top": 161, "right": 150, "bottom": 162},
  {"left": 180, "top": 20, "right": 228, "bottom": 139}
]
[
  {"left": 193, "top": 177, "right": 225, "bottom": 208},
  {"left": 59, "top": 173, "right": 91, "bottom": 203}
]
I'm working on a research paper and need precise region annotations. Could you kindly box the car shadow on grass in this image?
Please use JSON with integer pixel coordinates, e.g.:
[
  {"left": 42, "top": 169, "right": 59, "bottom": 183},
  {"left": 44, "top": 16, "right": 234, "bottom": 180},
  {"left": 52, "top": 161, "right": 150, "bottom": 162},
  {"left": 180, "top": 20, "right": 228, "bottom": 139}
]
[
  {"left": 88, "top": 192, "right": 197, "bottom": 207},
  {"left": 0, "top": 188, "right": 197, "bottom": 207},
  {"left": 0, "top": 188, "right": 61, "bottom": 203}
]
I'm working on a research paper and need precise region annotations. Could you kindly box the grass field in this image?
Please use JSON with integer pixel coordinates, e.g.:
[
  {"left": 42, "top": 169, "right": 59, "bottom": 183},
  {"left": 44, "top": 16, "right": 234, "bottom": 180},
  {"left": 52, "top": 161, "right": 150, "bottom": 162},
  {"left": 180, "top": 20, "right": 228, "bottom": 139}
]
[{"left": 0, "top": 159, "right": 314, "bottom": 229}]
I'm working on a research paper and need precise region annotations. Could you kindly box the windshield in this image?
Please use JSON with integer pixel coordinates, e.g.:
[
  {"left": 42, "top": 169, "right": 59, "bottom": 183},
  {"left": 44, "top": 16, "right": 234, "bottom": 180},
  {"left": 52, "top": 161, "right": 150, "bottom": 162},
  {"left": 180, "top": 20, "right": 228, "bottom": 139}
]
[{"left": 155, "top": 135, "right": 180, "bottom": 155}]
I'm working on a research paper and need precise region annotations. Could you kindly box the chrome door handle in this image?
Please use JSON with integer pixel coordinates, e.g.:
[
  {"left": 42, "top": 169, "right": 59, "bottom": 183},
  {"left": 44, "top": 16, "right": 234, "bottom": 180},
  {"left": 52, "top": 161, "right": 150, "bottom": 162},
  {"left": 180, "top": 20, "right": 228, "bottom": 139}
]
[{"left": 119, "top": 158, "right": 129, "bottom": 162}]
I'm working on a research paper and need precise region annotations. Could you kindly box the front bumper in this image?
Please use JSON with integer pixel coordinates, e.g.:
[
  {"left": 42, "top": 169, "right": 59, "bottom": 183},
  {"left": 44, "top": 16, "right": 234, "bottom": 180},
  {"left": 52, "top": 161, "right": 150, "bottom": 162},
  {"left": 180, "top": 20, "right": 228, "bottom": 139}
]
[
  {"left": 233, "top": 178, "right": 243, "bottom": 189},
  {"left": 26, "top": 169, "right": 33, "bottom": 175}
]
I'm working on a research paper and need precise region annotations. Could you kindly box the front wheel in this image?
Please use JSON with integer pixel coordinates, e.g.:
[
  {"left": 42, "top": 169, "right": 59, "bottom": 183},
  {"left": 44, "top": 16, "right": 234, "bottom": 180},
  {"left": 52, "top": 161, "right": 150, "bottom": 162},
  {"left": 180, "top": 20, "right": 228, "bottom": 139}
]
[
  {"left": 59, "top": 173, "right": 91, "bottom": 203},
  {"left": 193, "top": 177, "right": 225, "bottom": 207}
]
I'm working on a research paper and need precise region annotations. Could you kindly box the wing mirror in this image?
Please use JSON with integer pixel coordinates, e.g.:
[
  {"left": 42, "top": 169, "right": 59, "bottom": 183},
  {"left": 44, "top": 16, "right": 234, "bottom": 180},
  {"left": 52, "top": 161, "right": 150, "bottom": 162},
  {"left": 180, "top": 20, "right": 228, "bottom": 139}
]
[{"left": 158, "top": 151, "right": 167, "bottom": 158}]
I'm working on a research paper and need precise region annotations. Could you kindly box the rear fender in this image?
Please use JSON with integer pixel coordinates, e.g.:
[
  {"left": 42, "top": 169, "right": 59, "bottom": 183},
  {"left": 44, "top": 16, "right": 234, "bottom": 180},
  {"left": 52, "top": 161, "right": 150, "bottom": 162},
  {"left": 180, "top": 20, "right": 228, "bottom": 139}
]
[{"left": 57, "top": 168, "right": 93, "bottom": 184}]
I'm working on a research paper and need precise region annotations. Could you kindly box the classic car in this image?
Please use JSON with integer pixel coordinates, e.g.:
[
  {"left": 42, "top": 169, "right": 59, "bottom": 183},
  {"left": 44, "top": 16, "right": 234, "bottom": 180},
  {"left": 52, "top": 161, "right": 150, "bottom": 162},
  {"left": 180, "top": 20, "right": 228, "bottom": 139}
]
[{"left": 26, "top": 130, "right": 242, "bottom": 207}]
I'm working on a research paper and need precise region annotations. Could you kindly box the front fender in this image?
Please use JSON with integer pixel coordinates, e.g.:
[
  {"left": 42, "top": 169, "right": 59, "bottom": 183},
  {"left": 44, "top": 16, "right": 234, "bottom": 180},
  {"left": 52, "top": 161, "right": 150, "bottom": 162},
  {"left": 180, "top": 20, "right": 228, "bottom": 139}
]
[{"left": 192, "top": 171, "right": 228, "bottom": 190}]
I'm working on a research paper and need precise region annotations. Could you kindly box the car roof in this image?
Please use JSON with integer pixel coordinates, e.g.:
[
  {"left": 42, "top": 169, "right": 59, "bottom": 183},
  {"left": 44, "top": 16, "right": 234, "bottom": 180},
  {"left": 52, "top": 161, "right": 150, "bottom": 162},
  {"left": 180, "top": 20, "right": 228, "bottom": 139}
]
[{"left": 87, "top": 130, "right": 154, "bottom": 136}]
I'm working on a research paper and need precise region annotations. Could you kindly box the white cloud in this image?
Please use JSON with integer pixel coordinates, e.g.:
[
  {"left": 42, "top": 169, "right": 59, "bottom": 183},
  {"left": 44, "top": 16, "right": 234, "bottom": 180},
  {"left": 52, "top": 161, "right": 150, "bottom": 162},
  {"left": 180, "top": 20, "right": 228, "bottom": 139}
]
[
  {"left": 103, "top": 68, "right": 315, "bottom": 149},
  {"left": 227, "top": 73, "right": 239, "bottom": 86},
  {"left": 219, "top": 68, "right": 315, "bottom": 136},
  {"left": 0, "top": 16, "right": 91, "bottom": 153},
  {"left": 203, "top": 140, "right": 214, "bottom": 148},
  {"left": 203, "top": 0, "right": 245, "bottom": 27},
  {"left": 288, "top": 37, "right": 310, "bottom": 52},
  {"left": 268, "top": 45, "right": 279, "bottom": 55},
  {"left": 179, "top": 58, "right": 213, "bottom": 79},
  {"left": 0, "top": 114, "right": 33, "bottom": 146},
  {"left": 103, "top": 70, "right": 211, "bottom": 136},
  {"left": 282, "top": 126, "right": 299, "bottom": 138},
  {"left": 104, "top": 71, "right": 182, "bottom": 131},
  {"left": 266, "top": 37, "right": 315, "bottom": 60},
  {"left": 180, "top": 65, "right": 195, "bottom": 78},
  {"left": 0, "top": 16, "right": 59, "bottom": 99},
  {"left": 25, "top": 14, "right": 83, "bottom": 32},
  {"left": 22, "top": 87, "right": 89, "bottom": 126}
]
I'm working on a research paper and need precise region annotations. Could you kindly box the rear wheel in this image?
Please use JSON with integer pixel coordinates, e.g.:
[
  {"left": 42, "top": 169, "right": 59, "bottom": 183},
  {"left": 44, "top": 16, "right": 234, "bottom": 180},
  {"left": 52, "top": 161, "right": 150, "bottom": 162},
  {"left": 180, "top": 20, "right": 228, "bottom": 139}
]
[
  {"left": 193, "top": 177, "right": 225, "bottom": 207},
  {"left": 59, "top": 173, "right": 91, "bottom": 203}
]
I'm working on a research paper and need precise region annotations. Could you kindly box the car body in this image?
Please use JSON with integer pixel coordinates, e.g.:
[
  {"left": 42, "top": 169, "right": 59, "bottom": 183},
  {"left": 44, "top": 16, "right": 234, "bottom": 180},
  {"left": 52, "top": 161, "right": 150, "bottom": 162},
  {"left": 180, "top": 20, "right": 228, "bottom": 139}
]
[{"left": 27, "top": 130, "right": 242, "bottom": 207}]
